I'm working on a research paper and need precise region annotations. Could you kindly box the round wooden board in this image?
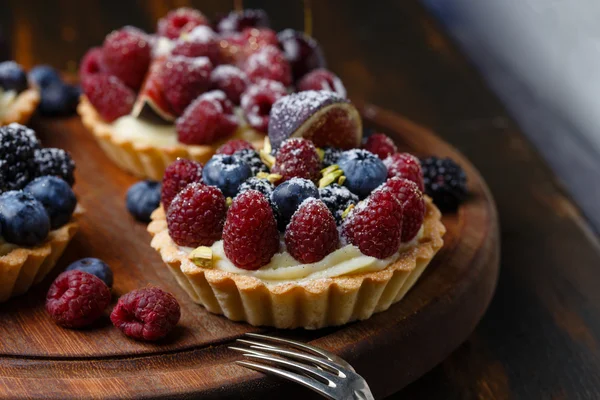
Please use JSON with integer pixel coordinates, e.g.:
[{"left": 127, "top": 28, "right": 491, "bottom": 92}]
[{"left": 0, "top": 104, "right": 499, "bottom": 399}]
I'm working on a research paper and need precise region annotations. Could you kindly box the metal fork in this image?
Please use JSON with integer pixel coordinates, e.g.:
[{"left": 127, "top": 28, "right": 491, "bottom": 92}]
[{"left": 230, "top": 332, "right": 375, "bottom": 400}]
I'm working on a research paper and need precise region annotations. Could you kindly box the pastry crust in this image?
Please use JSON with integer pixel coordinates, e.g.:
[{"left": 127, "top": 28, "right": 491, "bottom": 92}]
[
  {"left": 0, "top": 207, "right": 83, "bottom": 303},
  {"left": 0, "top": 88, "right": 40, "bottom": 126},
  {"left": 148, "top": 198, "right": 445, "bottom": 329},
  {"left": 78, "top": 97, "right": 264, "bottom": 180}
]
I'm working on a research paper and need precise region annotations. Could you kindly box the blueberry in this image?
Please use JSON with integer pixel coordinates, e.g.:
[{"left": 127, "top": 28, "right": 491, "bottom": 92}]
[
  {"left": 0, "top": 61, "right": 28, "bottom": 93},
  {"left": 270, "top": 178, "right": 319, "bottom": 230},
  {"left": 202, "top": 154, "right": 252, "bottom": 198},
  {"left": 337, "top": 149, "right": 387, "bottom": 199},
  {"left": 0, "top": 190, "right": 50, "bottom": 246},
  {"left": 24, "top": 176, "right": 76, "bottom": 229},
  {"left": 126, "top": 180, "right": 161, "bottom": 222},
  {"left": 66, "top": 258, "right": 113, "bottom": 288},
  {"left": 29, "top": 65, "right": 62, "bottom": 89},
  {"left": 39, "top": 82, "right": 81, "bottom": 116}
]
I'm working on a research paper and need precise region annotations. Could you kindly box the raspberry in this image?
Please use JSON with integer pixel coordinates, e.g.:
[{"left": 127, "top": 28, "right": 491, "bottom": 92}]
[
  {"left": 0, "top": 123, "right": 40, "bottom": 191},
  {"left": 160, "top": 55, "right": 213, "bottom": 115},
  {"left": 110, "top": 287, "right": 181, "bottom": 341},
  {"left": 383, "top": 152, "right": 424, "bottom": 191},
  {"left": 82, "top": 74, "right": 135, "bottom": 122},
  {"left": 34, "top": 148, "right": 75, "bottom": 186},
  {"left": 341, "top": 187, "right": 403, "bottom": 259},
  {"left": 172, "top": 26, "right": 221, "bottom": 66},
  {"left": 240, "top": 80, "right": 287, "bottom": 132},
  {"left": 244, "top": 45, "right": 292, "bottom": 86},
  {"left": 167, "top": 182, "right": 226, "bottom": 247},
  {"left": 210, "top": 65, "right": 249, "bottom": 105},
  {"left": 285, "top": 198, "right": 338, "bottom": 263},
  {"left": 157, "top": 8, "right": 209, "bottom": 39},
  {"left": 216, "top": 139, "right": 254, "bottom": 155},
  {"left": 223, "top": 190, "right": 279, "bottom": 270},
  {"left": 175, "top": 91, "right": 239, "bottom": 145},
  {"left": 321, "top": 146, "right": 342, "bottom": 168},
  {"left": 79, "top": 47, "right": 106, "bottom": 83},
  {"left": 383, "top": 177, "right": 425, "bottom": 242},
  {"left": 240, "top": 28, "right": 279, "bottom": 55},
  {"left": 362, "top": 133, "right": 397, "bottom": 160},
  {"left": 161, "top": 158, "right": 203, "bottom": 209},
  {"left": 318, "top": 184, "right": 358, "bottom": 225},
  {"left": 102, "top": 27, "right": 151, "bottom": 90},
  {"left": 297, "top": 69, "right": 346, "bottom": 97},
  {"left": 234, "top": 148, "right": 268, "bottom": 175},
  {"left": 271, "top": 138, "right": 321, "bottom": 183},
  {"left": 421, "top": 156, "right": 467, "bottom": 211},
  {"left": 46, "top": 270, "right": 111, "bottom": 329}
]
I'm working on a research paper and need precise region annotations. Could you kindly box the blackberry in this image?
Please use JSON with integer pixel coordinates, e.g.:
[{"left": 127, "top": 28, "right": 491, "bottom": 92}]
[
  {"left": 237, "top": 177, "right": 274, "bottom": 199},
  {"left": 0, "top": 123, "right": 40, "bottom": 191},
  {"left": 34, "top": 148, "right": 75, "bottom": 186},
  {"left": 319, "top": 184, "right": 359, "bottom": 225},
  {"left": 321, "top": 146, "right": 342, "bottom": 168},
  {"left": 421, "top": 156, "right": 467, "bottom": 211},
  {"left": 234, "top": 148, "right": 268, "bottom": 175}
]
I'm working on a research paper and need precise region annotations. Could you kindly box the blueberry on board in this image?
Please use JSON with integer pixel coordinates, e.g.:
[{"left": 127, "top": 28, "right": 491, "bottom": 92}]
[
  {"left": 0, "top": 61, "right": 28, "bottom": 93},
  {"left": 202, "top": 154, "right": 252, "bottom": 198},
  {"left": 0, "top": 190, "right": 50, "bottom": 246},
  {"left": 24, "top": 176, "right": 76, "bottom": 229},
  {"left": 66, "top": 258, "right": 113, "bottom": 288},
  {"left": 39, "top": 82, "right": 81, "bottom": 116},
  {"left": 270, "top": 177, "right": 319, "bottom": 230},
  {"left": 337, "top": 149, "right": 387, "bottom": 199},
  {"left": 126, "top": 180, "right": 161, "bottom": 222},
  {"left": 29, "top": 65, "right": 62, "bottom": 89}
]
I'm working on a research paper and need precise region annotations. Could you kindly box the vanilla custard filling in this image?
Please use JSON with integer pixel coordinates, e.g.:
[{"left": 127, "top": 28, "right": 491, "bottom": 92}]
[{"left": 0, "top": 89, "right": 17, "bottom": 118}]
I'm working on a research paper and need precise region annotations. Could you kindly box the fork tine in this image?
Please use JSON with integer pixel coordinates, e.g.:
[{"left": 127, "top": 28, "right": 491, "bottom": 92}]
[
  {"left": 244, "top": 353, "right": 337, "bottom": 385},
  {"left": 236, "top": 360, "right": 337, "bottom": 400}
]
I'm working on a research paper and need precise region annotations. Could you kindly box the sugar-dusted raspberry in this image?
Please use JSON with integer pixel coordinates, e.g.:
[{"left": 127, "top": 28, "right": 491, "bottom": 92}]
[
  {"left": 110, "top": 287, "right": 180, "bottom": 341},
  {"left": 172, "top": 26, "right": 221, "bottom": 66},
  {"left": 0, "top": 123, "right": 40, "bottom": 191},
  {"left": 82, "top": 74, "right": 135, "bottom": 122},
  {"left": 46, "top": 270, "right": 111, "bottom": 329},
  {"left": 383, "top": 177, "right": 425, "bottom": 242},
  {"left": 362, "top": 133, "right": 397, "bottom": 160},
  {"left": 244, "top": 45, "right": 292, "bottom": 86},
  {"left": 167, "top": 182, "right": 226, "bottom": 247},
  {"left": 271, "top": 138, "right": 321, "bottom": 183},
  {"left": 176, "top": 90, "right": 239, "bottom": 145},
  {"left": 341, "top": 187, "right": 403, "bottom": 259},
  {"left": 210, "top": 65, "right": 249, "bottom": 105},
  {"left": 102, "top": 27, "right": 151, "bottom": 90},
  {"left": 383, "top": 152, "right": 424, "bottom": 191},
  {"left": 223, "top": 190, "right": 279, "bottom": 270},
  {"left": 161, "top": 158, "right": 203, "bottom": 209},
  {"left": 297, "top": 69, "right": 346, "bottom": 97},
  {"left": 240, "top": 80, "right": 287, "bottom": 132},
  {"left": 240, "top": 27, "right": 279, "bottom": 55},
  {"left": 285, "top": 198, "right": 338, "bottom": 263},
  {"left": 160, "top": 55, "right": 213, "bottom": 115},
  {"left": 157, "top": 8, "right": 209, "bottom": 39},
  {"left": 217, "top": 32, "right": 248, "bottom": 65},
  {"left": 79, "top": 47, "right": 106, "bottom": 83},
  {"left": 216, "top": 139, "right": 254, "bottom": 155}
]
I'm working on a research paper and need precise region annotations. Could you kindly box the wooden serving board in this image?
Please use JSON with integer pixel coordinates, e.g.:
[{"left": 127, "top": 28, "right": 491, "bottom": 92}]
[{"left": 0, "top": 104, "right": 499, "bottom": 399}]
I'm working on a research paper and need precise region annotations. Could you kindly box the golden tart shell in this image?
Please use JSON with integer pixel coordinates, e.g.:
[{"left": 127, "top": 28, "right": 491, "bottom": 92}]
[{"left": 0, "top": 88, "right": 40, "bottom": 126}]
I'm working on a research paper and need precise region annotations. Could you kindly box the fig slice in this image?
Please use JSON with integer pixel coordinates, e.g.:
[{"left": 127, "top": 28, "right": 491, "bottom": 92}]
[
  {"left": 268, "top": 90, "right": 362, "bottom": 150},
  {"left": 132, "top": 58, "right": 176, "bottom": 123}
]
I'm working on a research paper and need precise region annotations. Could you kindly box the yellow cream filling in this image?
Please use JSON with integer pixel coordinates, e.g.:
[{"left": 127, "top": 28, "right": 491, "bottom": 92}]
[{"left": 0, "top": 89, "right": 17, "bottom": 118}]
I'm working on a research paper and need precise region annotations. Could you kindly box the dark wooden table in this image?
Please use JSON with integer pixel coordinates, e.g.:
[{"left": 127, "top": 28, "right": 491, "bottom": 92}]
[{"left": 2, "top": 0, "right": 600, "bottom": 399}]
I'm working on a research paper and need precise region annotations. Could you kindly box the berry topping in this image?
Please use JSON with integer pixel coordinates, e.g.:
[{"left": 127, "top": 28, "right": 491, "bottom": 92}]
[
  {"left": 66, "top": 258, "right": 113, "bottom": 288},
  {"left": 210, "top": 65, "right": 249, "bottom": 105},
  {"left": 240, "top": 27, "right": 279, "bottom": 55},
  {"left": 285, "top": 198, "right": 338, "bottom": 263},
  {"left": 110, "top": 287, "right": 181, "bottom": 341},
  {"left": 0, "top": 123, "right": 40, "bottom": 191},
  {"left": 157, "top": 8, "right": 209, "bottom": 39},
  {"left": 132, "top": 58, "right": 176, "bottom": 122},
  {"left": 33, "top": 148, "right": 75, "bottom": 186},
  {"left": 362, "top": 133, "right": 398, "bottom": 160},
  {"left": 216, "top": 9, "right": 270, "bottom": 33},
  {"left": 277, "top": 29, "right": 326, "bottom": 82},
  {"left": 244, "top": 45, "right": 292, "bottom": 86},
  {"left": 172, "top": 26, "right": 221, "bottom": 66},
  {"left": 270, "top": 177, "right": 319, "bottom": 230},
  {"left": 29, "top": 65, "right": 62, "bottom": 89},
  {"left": 160, "top": 55, "right": 213, "bottom": 115},
  {"left": 223, "top": 190, "right": 279, "bottom": 270},
  {"left": 175, "top": 90, "right": 239, "bottom": 145},
  {"left": 321, "top": 146, "right": 342, "bottom": 168},
  {"left": 0, "top": 61, "right": 28, "bottom": 93},
  {"left": 342, "top": 187, "right": 404, "bottom": 259},
  {"left": 202, "top": 154, "right": 252, "bottom": 198},
  {"left": 237, "top": 177, "right": 275, "bottom": 199},
  {"left": 384, "top": 152, "right": 424, "bottom": 191},
  {"left": 79, "top": 47, "right": 106, "bottom": 82},
  {"left": 240, "top": 80, "right": 287, "bottom": 132},
  {"left": 268, "top": 91, "right": 362, "bottom": 150},
  {"left": 0, "top": 190, "right": 50, "bottom": 246},
  {"left": 126, "top": 180, "right": 162, "bottom": 222},
  {"left": 216, "top": 138, "right": 254, "bottom": 155},
  {"left": 39, "top": 82, "right": 81, "bottom": 117},
  {"left": 383, "top": 177, "right": 425, "bottom": 242},
  {"left": 337, "top": 149, "right": 387, "bottom": 199},
  {"left": 217, "top": 32, "right": 248, "bottom": 65},
  {"left": 161, "top": 158, "right": 203, "bottom": 209},
  {"left": 167, "top": 182, "right": 226, "bottom": 247},
  {"left": 82, "top": 74, "right": 135, "bottom": 122},
  {"left": 298, "top": 69, "right": 346, "bottom": 97},
  {"left": 271, "top": 138, "right": 321, "bottom": 183},
  {"left": 234, "top": 148, "right": 268, "bottom": 175},
  {"left": 102, "top": 27, "right": 151, "bottom": 90},
  {"left": 421, "top": 156, "right": 467, "bottom": 211},
  {"left": 318, "top": 183, "right": 359, "bottom": 225},
  {"left": 24, "top": 176, "right": 76, "bottom": 229},
  {"left": 46, "top": 270, "right": 111, "bottom": 329}
]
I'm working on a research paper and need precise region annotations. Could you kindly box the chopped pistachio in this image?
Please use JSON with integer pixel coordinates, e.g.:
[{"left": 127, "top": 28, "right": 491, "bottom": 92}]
[
  {"left": 189, "top": 246, "right": 213, "bottom": 268},
  {"left": 263, "top": 136, "right": 272, "bottom": 154},
  {"left": 316, "top": 148, "right": 325, "bottom": 161},
  {"left": 338, "top": 175, "right": 346, "bottom": 185},
  {"left": 341, "top": 204, "right": 355, "bottom": 219},
  {"left": 320, "top": 164, "right": 340, "bottom": 175},
  {"left": 266, "top": 173, "right": 282, "bottom": 183},
  {"left": 226, "top": 197, "right": 233, "bottom": 207},
  {"left": 319, "top": 169, "right": 344, "bottom": 188},
  {"left": 259, "top": 150, "right": 276, "bottom": 168}
]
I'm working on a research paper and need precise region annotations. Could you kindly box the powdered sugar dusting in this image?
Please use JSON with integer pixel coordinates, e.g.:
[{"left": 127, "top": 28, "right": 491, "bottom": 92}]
[
  {"left": 186, "top": 26, "right": 216, "bottom": 43},
  {"left": 211, "top": 65, "right": 246, "bottom": 80}
]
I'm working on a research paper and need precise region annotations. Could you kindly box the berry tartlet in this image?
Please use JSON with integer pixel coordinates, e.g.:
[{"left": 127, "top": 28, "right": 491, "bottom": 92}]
[
  {"left": 0, "top": 124, "right": 81, "bottom": 302},
  {"left": 77, "top": 7, "right": 350, "bottom": 180},
  {"left": 0, "top": 62, "right": 40, "bottom": 126},
  {"left": 148, "top": 90, "right": 445, "bottom": 329}
]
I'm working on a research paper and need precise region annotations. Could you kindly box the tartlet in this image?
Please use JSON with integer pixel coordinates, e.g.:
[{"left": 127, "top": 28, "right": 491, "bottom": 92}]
[{"left": 0, "top": 88, "right": 40, "bottom": 126}]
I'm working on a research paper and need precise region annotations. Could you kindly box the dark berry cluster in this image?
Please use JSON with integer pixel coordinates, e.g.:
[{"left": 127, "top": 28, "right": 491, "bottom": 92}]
[{"left": 421, "top": 156, "right": 467, "bottom": 211}]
